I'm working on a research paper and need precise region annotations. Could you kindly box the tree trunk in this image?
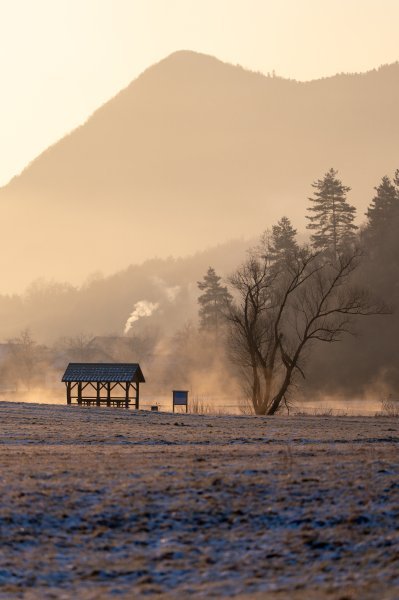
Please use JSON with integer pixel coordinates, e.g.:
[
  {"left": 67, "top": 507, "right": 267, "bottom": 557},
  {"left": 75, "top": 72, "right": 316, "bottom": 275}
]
[{"left": 267, "top": 367, "right": 294, "bottom": 415}]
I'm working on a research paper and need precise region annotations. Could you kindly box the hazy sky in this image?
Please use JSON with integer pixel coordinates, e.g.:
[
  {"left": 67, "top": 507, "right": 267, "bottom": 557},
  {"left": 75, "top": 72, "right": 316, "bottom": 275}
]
[{"left": 1, "top": 0, "right": 399, "bottom": 186}]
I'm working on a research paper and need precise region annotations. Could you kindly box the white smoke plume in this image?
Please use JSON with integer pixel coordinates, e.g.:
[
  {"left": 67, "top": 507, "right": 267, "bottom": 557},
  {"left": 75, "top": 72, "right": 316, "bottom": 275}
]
[
  {"left": 151, "top": 276, "right": 181, "bottom": 302},
  {"left": 164, "top": 284, "right": 180, "bottom": 302},
  {"left": 123, "top": 300, "right": 159, "bottom": 335}
]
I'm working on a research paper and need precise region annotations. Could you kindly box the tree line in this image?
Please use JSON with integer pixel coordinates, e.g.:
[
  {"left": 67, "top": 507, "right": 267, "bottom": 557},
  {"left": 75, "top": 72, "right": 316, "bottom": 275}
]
[
  {"left": 197, "top": 168, "right": 397, "bottom": 415},
  {"left": 2, "top": 168, "right": 398, "bottom": 406}
]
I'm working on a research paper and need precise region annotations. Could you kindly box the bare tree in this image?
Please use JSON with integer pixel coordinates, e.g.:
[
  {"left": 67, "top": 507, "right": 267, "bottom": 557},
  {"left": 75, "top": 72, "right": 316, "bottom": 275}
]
[
  {"left": 56, "top": 333, "right": 94, "bottom": 361},
  {"left": 227, "top": 245, "right": 387, "bottom": 415},
  {"left": 6, "top": 329, "right": 43, "bottom": 390}
]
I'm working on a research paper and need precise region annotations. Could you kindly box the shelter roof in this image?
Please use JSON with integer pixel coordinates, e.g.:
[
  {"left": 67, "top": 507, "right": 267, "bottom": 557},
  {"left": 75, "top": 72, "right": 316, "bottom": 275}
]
[{"left": 62, "top": 363, "right": 145, "bottom": 383}]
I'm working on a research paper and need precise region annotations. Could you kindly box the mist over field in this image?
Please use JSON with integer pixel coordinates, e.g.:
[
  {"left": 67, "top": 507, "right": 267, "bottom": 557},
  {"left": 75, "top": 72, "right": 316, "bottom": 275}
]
[
  {"left": 2, "top": 0, "right": 399, "bottom": 594},
  {"left": 0, "top": 52, "right": 398, "bottom": 410}
]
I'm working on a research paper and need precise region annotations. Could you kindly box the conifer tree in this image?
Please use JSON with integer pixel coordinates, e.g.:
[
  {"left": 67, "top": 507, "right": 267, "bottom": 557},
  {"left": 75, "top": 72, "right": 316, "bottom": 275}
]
[
  {"left": 306, "top": 168, "right": 357, "bottom": 254},
  {"left": 197, "top": 267, "right": 232, "bottom": 332},
  {"left": 365, "top": 175, "right": 399, "bottom": 238},
  {"left": 267, "top": 216, "right": 299, "bottom": 266}
]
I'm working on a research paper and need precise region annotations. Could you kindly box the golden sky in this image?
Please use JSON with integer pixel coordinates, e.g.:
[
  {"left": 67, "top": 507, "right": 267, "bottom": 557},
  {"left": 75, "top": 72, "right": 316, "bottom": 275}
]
[{"left": 1, "top": 0, "right": 399, "bottom": 186}]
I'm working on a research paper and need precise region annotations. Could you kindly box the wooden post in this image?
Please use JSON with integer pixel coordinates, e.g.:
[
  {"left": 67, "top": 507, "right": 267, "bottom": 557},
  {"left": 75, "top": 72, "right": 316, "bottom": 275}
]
[
  {"left": 66, "top": 382, "right": 71, "bottom": 405},
  {"left": 78, "top": 382, "right": 82, "bottom": 404},
  {"left": 96, "top": 382, "right": 101, "bottom": 406},
  {"left": 136, "top": 382, "right": 140, "bottom": 410},
  {"left": 107, "top": 382, "right": 111, "bottom": 407},
  {"left": 125, "top": 382, "right": 130, "bottom": 409}
]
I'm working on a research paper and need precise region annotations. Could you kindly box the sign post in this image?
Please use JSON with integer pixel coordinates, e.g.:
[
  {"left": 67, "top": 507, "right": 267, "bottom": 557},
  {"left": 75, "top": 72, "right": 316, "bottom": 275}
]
[{"left": 172, "top": 390, "right": 189, "bottom": 413}]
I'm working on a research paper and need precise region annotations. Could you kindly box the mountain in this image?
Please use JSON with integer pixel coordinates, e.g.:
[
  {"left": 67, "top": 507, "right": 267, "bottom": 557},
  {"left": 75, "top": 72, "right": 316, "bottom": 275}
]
[{"left": 1, "top": 51, "right": 399, "bottom": 291}]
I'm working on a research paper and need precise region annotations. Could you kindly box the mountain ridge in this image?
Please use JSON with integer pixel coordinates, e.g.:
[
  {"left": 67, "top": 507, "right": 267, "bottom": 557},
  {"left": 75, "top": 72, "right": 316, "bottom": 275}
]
[
  {"left": 4, "top": 52, "right": 399, "bottom": 189},
  {"left": 1, "top": 50, "right": 399, "bottom": 292}
]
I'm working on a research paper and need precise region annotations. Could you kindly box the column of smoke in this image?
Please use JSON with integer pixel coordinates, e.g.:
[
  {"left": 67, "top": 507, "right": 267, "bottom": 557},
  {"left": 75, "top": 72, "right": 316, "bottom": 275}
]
[
  {"left": 123, "top": 280, "right": 181, "bottom": 335},
  {"left": 150, "top": 276, "right": 180, "bottom": 303},
  {"left": 121, "top": 281, "right": 241, "bottom": 412},
  {"left": 123, "top": 301, "right": 159, "bottom": 335}
]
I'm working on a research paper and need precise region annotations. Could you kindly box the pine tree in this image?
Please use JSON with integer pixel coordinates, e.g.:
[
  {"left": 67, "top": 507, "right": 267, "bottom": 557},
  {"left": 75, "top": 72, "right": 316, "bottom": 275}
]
[
  {"left": 365, "top": 175, "right": 399, "bottom": 238},
  {"left": 267, "top": 216, "right": 299, "bottom": 266},
  {"left": 306, "top": 168, "right": 357, "bottom": 254},
  {"left": 197, "top": 267, "right": 232, "bottom": 332}
]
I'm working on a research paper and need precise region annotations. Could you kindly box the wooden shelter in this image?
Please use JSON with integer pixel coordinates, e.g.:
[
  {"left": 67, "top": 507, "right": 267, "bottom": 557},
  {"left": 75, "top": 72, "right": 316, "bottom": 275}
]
[{"left": 62, "top": 363, "right": 145, "bottom": 408}]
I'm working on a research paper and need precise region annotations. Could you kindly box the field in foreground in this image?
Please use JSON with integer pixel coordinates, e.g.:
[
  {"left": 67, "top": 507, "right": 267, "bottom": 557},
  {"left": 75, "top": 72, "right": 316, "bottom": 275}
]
[{"left": 0, "top": 402, "right": 398, "bottom": 599}]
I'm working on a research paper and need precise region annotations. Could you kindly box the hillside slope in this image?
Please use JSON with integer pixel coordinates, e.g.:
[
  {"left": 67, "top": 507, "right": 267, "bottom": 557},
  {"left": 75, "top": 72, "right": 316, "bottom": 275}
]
[
  {"left": 1, "top": 51, "right": 399, "bottom": 291},
  {"left": 0, "top": 237, "right": 250, "bottom": 342}
]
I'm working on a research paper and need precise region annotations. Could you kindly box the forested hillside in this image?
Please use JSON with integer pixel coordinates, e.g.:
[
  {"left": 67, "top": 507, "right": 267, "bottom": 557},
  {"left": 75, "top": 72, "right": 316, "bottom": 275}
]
[
  {"left": 2, "top": 168, "right": 399, "bottom": 404},
  {"left": 0, "top": 238, "right": 249, "bottom": 342}
]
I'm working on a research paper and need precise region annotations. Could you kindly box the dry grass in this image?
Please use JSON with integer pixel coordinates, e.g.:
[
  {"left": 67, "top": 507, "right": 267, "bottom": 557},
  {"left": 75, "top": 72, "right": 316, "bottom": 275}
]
[
  {"left": 378, "top": 396, "right": 399, "bottom": 417},
  {"left": 189, "top": 395, "right": 229, "bottom": 415},
  {"left": 238, "top": 396, "right": 255, "bottom": 415}
]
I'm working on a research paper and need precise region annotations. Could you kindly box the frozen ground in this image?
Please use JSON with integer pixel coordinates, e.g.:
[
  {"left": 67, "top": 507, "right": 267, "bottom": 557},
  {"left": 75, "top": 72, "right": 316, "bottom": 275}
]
[{"left": 0, "top": 402, "right": 398, "bottom": 599}]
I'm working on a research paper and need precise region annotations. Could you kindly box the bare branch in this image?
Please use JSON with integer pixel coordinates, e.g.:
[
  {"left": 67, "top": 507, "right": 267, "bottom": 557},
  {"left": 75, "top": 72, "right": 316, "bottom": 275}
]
[{"left": 226, "top": 244, "right": 389, "bottom": 415}]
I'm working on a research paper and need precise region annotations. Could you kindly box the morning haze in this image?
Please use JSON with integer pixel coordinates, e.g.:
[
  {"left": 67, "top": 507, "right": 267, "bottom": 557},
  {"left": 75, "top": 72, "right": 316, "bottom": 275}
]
[
  {"left": 1, "top": 3, "right": 399, "bottom": 597},
  {"left": 1, "top": 51, "right": 399, "bottom": 291}
]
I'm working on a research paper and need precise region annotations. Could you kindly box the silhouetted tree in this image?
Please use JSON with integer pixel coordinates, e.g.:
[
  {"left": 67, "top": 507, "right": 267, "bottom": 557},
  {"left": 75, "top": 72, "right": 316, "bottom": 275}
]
[
  {"left": 307, "top": 168, "right": 357, "bottom": 255},
  {"left": 307, "top": 171, "right": 399, "bottom": 398},
  {"left": 6, "top": 329, "right": 43, "bottom": 390},
  {"left": 57, "top": 333, "right": 94, "bottom": 361},
  {"left": 359, "top": 170, "right": 399, "bottom": 297},
  {"left": 197, "top": 267, "right": 232, "bottom": 332},
  {"left": 227, "top": 244, "right": 386, "bottom": 415},
  {"left": 365, "top": 175, "right": 399, "bottom": 241},
  {"left": 263, "top": 216, "right": 299, "bottom": 268}
]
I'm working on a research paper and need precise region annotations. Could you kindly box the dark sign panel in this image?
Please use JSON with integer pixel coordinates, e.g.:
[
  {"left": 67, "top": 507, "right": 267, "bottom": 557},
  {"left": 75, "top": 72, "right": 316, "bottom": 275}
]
[{"left": 173, "top": 390, "right": 189, "bottom": 412}]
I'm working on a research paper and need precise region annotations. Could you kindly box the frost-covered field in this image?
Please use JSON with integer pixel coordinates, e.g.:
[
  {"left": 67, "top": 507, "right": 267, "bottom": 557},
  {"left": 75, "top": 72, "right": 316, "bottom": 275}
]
[{"left": 0, "top": 402, "right": 398, "bottom": 599}]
